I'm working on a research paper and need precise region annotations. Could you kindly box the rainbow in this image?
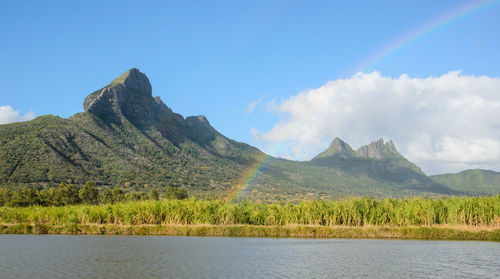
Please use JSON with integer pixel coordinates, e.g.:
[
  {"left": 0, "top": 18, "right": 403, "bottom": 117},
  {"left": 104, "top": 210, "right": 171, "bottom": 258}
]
[
  {"left": 226, "top": 152, "right": 272, "bottom": 202},
  {"left": 357, "top": 0, "right": 499, "bottom": 72},
  {"left": 228, "top": 0, "right": 499, "bottom": 202}
]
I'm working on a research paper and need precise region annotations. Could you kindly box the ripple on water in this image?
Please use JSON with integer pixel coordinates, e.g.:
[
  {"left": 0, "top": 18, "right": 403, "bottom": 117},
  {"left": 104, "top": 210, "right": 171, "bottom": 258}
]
[{"left": 0, "top": 235, "right": 498, "bottom": 279}]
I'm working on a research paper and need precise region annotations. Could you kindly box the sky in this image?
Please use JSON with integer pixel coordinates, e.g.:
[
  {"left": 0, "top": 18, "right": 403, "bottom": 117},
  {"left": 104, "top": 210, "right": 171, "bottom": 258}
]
[{"left": 1, "top": 0, "right": 500, "bottom": 174}]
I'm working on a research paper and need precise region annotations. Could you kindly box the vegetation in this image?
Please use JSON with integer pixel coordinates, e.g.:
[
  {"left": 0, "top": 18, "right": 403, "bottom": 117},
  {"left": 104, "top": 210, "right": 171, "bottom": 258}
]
[
  {"left": 431, "top": 169, "right": 500, "bottom": 195},
  {"left": 1, "top": 223, "right": 497, "bottom": 241},
  {"left": 3, "top": 68, "right": 492, "bottom": 202},
  {"left": 0, "top": 112, "right": 256, "bottom": 198},
  {"left": 0, "top": 181, "right": 188, "bottom": 207},
  {"left": 1, "top": 196, "right": 497, "bottom": 227}
]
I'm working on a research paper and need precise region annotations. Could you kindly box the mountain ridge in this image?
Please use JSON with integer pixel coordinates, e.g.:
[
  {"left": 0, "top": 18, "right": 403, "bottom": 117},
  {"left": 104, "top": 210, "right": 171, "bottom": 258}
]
[
  {"left": 314, "top": 137, "right": 409, "bottom": 161},
  {"left": 431, "top": 169, "right": 500, "bottom": 195},
  {"left": 0, "top": 68, "right": 488, "bottom": 200},
  {"left": 0, "top": 68, "right": 262, "bottom": 198},
  {"left": 309, "top": 138, "right": 445, "bottom": 194}
]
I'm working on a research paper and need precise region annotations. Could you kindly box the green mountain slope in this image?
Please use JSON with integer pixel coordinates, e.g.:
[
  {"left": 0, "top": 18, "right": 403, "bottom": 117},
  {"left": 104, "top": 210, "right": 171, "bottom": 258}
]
[
  {"left": 236, "top": 157, "right": 454, "bottom": 202},
  {"left": 309, "top": 138, "right": 458, "bottom": 196},
  {"left": 0, "top": 68, "right": 468, "bottom": 200},
  {"left": 0, "top": 68, "right": 261, "bottom": 197},
  {"left": 431, "top": 169, "right": 500, "bottom": 195}
]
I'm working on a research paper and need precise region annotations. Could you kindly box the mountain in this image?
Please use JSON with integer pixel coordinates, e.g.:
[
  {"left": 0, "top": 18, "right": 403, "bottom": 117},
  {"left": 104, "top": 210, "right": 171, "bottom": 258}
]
[
  {"left": 431, "top": 169, "right": 500, "bottom": 195},
  {"left": 309, "top": 138, "right": 456, "bottom": 195},
  {"left": 313, "top": 137, "right": 354, "bottom": 159},
  {"left": 0, "top": 68, "right": 471, "bottom": 200},
  {"left": 0, "top": 68, "right": 261, "bottom": 198}
]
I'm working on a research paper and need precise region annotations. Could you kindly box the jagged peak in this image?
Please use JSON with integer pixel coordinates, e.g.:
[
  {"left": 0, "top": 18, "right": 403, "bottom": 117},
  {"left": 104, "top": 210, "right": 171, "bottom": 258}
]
[
  {"left": 82, "top": 68, "right": 168, "bottom": 127},
  {"left": 313, "top": 137, "right": 403, "bottom": 160},
  {"left": 312, "top": 137, "right": 354, "bottom": 160},
  {"left": 84, "top": 68, "right": 153, "bottom": 112},
  {"left": 328, "top": 137, "right": 353, "bottom": 153},
  {"left": 332, "top": 137, "right": 344, "bottom": 144},
  {"left": 384, "top": 139, "right": 397, "bottom": 153},
  {"left": 109, "top": 68, "right": 152, "bottom": 94},
  {"left": 365, "top": 138, "right": 384, "bottom": 148},
  {"left": 356, "top": 138, "right": 400, "bottom": 159}
]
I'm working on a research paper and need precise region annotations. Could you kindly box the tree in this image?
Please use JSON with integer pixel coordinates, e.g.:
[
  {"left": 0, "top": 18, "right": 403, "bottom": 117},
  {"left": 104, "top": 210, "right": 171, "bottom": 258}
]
[
  {"left": 100, "top": 188, "right": 114, "bottom": 204},
  {"left": 150, "top": 189, "right": 159, "bottom": 201},
  {"left": 112, "top": 186, "right": 125, "bottom": 203},
  {"left": 79, "top": 181, "right": 99, "bottom": 204},
  {"left": 10, "top": 187, "right": 39, "bottom": 206},
  {"left": 0, "top": 188, "right": 12, "bottom": 206},
  {"left": 58, "top": 182, "right": 81, "bottom": 205},
  {"left": 164, "top": 187, "right": 188, "bottom": 200},
  {"left": 37, "top": 189, "right": 53, "bottom": 206}
]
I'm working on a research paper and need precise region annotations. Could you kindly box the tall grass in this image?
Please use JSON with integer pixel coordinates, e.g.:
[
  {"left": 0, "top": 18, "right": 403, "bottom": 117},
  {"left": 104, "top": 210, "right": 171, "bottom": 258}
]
[{"left": 1, "top": 196, "right": 498, "bottom": 227}]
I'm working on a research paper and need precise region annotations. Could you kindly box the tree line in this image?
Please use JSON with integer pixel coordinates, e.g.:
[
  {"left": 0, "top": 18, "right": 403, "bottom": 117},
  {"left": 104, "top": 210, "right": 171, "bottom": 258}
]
[{"left": 0, "top": 181, "right": 188, "bottom": 207}]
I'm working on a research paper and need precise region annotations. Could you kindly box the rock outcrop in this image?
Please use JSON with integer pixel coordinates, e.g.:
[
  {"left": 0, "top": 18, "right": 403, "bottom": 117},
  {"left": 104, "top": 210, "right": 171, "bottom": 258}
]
[
  {"left": 314, "top": 137, "right": 354, "bottom": 159},
  {"left": 310, "top": 136, "right": 429, "bottom": 186},
  {"left": 83, "top": 68, "right": 165, "bottom": 126},
  {"left": 355, "top": 138, "right": 401, "bottom": 159}
]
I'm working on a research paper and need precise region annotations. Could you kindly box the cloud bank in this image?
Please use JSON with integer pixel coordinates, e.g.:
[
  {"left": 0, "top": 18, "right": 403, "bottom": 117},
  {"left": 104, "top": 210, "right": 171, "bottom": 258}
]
[
  {"left": 252, "top": 71, "right": 500, "bottom": 174},
  {"left": 0, "top": 106, "right": 35, "bottom": 125}
]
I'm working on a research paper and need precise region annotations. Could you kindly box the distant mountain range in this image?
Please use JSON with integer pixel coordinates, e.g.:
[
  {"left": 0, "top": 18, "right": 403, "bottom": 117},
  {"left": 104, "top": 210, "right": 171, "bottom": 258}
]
[
  {"left": 431, "top": 169, "right": 500, "bottom": 196},
  {"left": 1, "top": 68, "right": 498, "bottom": 200}
]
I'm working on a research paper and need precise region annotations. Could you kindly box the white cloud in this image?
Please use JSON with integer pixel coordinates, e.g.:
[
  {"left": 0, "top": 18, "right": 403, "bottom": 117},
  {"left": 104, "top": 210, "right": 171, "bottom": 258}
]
[
  {"left": 245, "top": 98, "right": 263, "bottom": 114},
  {"left": 252, "top": 71, "right": 500, "bottom": 174},
  {"left": 0, "top": 106, "right": 35, "bottom": 124}
]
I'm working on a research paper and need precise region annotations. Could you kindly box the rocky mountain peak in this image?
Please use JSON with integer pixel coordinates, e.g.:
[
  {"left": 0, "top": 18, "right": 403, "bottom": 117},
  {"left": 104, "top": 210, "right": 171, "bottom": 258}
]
[
  {"left": 355, "top": 138, "right": 400, "bottom": 159},
  {"left": 328, "top": 137, "right": 354, "bottom": 153},
  {"left": 109, "top": 68, "right": 152, "bottom": 94},
  {"left": 312, "top": 137, "right": 354, "bottom": 160},
  {"left": 83, "top": 68, "right": 164, "bottom": 126},
  {"left": 384, "top": 140, "right": 397, "bottom": 153}
]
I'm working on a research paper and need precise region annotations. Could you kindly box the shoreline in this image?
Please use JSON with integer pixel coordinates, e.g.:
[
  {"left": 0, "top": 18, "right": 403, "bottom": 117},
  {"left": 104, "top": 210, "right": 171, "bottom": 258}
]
[{"left": 1, "top": 223, "right": 498, "bottom": 241}]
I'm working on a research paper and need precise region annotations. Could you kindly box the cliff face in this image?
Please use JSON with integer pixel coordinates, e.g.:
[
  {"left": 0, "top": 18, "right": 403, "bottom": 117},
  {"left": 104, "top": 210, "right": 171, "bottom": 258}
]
[
  {"left": 84, "top": 68, "right": 153, "bottom": 112},
  {"left": 83, "top": 68, "right": 166, "bottom": 126},
  {"left": 356, "top": 139, "right": 400, "bottom": 159}
]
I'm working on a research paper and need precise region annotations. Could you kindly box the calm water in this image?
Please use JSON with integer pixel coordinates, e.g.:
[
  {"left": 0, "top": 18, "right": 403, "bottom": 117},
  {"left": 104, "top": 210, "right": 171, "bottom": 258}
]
[{"left": 0, "top": 235, "right": 498, "bottom": 279}]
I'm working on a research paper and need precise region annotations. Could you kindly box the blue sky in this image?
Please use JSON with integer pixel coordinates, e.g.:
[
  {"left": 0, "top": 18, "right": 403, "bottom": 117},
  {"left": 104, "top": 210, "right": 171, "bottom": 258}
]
[{"left": 1, "top": 0, "right": 500, "bottom": 173}]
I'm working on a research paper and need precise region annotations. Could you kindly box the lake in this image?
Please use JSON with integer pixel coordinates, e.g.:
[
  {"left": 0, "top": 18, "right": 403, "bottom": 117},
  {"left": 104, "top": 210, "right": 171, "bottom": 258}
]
[{"left": 0, "top": 235, "right": 498, "bottom": 278}]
